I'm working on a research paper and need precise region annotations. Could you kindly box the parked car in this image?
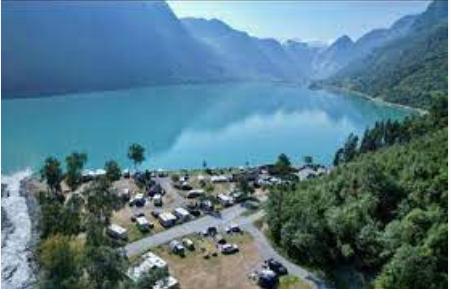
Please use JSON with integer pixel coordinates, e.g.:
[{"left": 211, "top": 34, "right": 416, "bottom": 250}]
[
  {"left": 220, "top": 244, "right": 239, "bottom": 254},
  {"left": 151, "top": 211, "right": 160, "bottom": 218},
  {"left": 257, "top": 269, "right": 279, "bottom": 289},
  {"left": 187, "top": 208, "right": 202, "bottom": 217},
  {"left": 207, "top": 226, "right": 218, "bottom": 236},
  {"left": 264, "top": 258, "right": 288, "bottom": 276},
  {"left": 182, "top": 238, "right": 195, "bottom": 250},
  {"left": 214, "top": 234, "right": 226, "bottom": 245},
  {"left": 169, "top": 240, "right": 185, "bottom": 255},
  {"left": 131, "top": 212, "right": 145, "bottom": 222},
  {"left": 153, "top": 194, "right": 163, "bottom": 206},
  {"left": 225, "top": 224, "right": 241, "bottom": 234}
]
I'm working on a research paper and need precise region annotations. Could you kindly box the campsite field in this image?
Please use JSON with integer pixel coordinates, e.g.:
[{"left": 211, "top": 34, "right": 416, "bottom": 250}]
[
  {"left": 150, "top": 232, "right": 311, "bottom": 289},
  {"left": 152, "top": 232, "right": 263, "bottom": 289}
]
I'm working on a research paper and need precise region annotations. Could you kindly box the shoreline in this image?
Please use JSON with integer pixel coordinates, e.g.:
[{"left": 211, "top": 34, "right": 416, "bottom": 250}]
[
  {"left": 1, "top": 171, "right": 38, "bottom": 289},
  {"left": 22, "top": 178, "right": 41, "bottom": 287},
  {"left": 2, "top": 79, "right": 307, "bottom": 101},
  {"left": 314, "top": 84, "right": 428, "bottom": 115}
]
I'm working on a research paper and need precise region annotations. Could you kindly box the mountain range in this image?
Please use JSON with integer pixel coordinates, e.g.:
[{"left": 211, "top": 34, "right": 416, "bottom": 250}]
[
  {"left": 318, "top": 0, "right": 448, "bottom": 109},
  {"left": 2, "top": 0, "right": 447, "bottom": 104}
]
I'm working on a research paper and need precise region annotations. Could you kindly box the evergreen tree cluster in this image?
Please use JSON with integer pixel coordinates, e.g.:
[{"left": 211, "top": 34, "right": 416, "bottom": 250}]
[{"left": 266, "top": 98, "right": 448, "bottom": 288}]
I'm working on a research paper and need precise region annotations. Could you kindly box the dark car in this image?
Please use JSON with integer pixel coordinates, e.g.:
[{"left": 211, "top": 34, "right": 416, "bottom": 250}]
[
  {"left": 207, "top": 226, "right": 218, "bottom": 236},
  {"left": 151, "top": 211, "right": 160, "bottom": 218},
  {"left": 187, "top": 209, "right": 202, "bottom": 217},
  {"left": 258, "top": 270, "right": 279, "bottom": 289},
  {"left": 265, "top": 258, "right": 288, "bottom": 276},
  {"left": 131, "top": 212, "right": 145, "bottom": 222}
]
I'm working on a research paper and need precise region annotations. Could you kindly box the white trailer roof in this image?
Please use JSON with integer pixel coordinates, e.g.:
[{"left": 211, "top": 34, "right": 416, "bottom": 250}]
[
  {"left": 174, "top": 207, "right": 190, "bottom": 217},
  {"left": 135, "top": 193, "right": 144, "bottom": 199},
  {"left": 159, "top": 212, "right": 177, "bottom": 222},
  {"left": 136, "top": 217, "right": 149, "bottom": 226},
  {"left": 109, "top": 224, "right": 127, "bottom": 235},
  {"left": 127, "top": 252, "right": 168, "bottom": 281}
]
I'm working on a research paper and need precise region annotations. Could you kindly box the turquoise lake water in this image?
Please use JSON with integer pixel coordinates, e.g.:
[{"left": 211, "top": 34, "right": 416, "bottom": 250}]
[{"left": 2, "top": 83, "right": 414, "bottom": 174}]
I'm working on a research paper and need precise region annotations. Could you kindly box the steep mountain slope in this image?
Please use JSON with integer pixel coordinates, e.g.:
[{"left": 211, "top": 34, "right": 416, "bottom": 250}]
[
  {"left": 2, "top": 1, "right": 229, "bottom": 98},
  {"left": 311, "top": 15, "right": 416, "bottom": 79},
  {"left": 181, "top": 17, "right": 306, "bottom": 81},
  {"left": 312, "top": 35, "right": 355, "bottom": 79},
  {"left": 2, "top": 0, "right": 439, "bottom": 98},
  {"left": 320, "top": 0, "right": 448, "bottom": 109}
]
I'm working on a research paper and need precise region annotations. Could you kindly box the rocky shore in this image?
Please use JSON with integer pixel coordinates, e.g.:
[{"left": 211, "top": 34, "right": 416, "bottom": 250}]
[{"left": 1, "top": 171, "right": 40, "bottom": 289}]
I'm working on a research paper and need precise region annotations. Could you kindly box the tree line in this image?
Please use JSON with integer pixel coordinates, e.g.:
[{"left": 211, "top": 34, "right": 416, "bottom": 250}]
[
  {"left": 266, "top": 97, "right": 448, "bottom": 288},
  {"left": 37, "top": 143, "right": 167, "bottom": 288}
]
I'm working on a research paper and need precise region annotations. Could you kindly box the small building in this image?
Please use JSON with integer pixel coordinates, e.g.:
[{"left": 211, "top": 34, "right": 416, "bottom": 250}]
[
  {"left": 217, "top": 193, "right": 234, "bottom": 207},
  {"left": 173, "top": 208, "right": 191, "bottom": 222},
  {"left": 127, "top": 252, "right": 168, "bottom": 282},
  {"left": 154, "top": 194, "right": 163, "bottom": 206},
  {"left": 186, "top": 189, "right": 205, "bottom": 199},
  {"left": 158, "top": 212, "right": 177, "bottom": 227},
  {"left": 136, "top": 216, "right": 151, "bottom": 232},
  {"left": 82, "top": 170, "right": 95, "bottom": 182},
  {"left": 297, "top": 167, "right": 317, "bottom": 181},
  {"left": 94, "top": 169, "right": 106, "bottom": 178},
  {"left": 107, "top": 224, "right": 128, "bottom": 240},
  {"left": 316, "top": 167, "right": 329, "bottom": 176}
]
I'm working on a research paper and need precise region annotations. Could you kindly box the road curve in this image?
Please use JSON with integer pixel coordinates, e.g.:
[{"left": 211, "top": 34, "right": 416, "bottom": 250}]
[
  {"left": 125, "top": 206, "right": 330, "bottom": 288},
  {"left": 125, "top": 205, "right": 246, "bottom": 256}
]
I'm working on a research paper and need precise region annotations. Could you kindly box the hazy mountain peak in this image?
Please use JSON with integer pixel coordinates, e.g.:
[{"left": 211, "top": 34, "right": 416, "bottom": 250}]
[
  {"left": 391, "top": 14, "right": 417, "bottom": 30},
  {"left": 181, "top": 17, "right": 250, "bottom": 39},
  {"left": 412, "top": 0, "right": 448, "bottom": 30},
  {"left": 333, "top": 35, "right": 354, "bottom": 47},
  {"left": 284, "top": 39, "right": 309, "bottom": 49}
]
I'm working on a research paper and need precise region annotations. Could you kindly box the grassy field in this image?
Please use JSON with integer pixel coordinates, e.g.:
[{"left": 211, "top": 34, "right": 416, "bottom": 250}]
[
  {"left": 279, "top": 276, "right": 311, "bottom": 289},
  {"left": 111, "top": 206, "right": 167, "bottom": 242},
  {"left": 152, "top": 232, "right": 263, "bottom": 289}
]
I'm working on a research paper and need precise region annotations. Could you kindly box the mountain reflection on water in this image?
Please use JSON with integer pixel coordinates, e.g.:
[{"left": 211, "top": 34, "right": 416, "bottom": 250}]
[{"left": 2, "top": 82, "right": 413, "bottom": 173}]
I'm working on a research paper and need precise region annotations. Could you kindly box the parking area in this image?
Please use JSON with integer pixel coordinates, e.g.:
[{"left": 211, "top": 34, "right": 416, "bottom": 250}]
[{"left": 109, "top": 169, "right": 267, "bottom": 243}]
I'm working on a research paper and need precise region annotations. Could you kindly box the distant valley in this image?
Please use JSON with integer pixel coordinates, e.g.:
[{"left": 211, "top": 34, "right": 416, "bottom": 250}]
[{"left": 2, "top": 0, "right": 447, "bottom": 109}]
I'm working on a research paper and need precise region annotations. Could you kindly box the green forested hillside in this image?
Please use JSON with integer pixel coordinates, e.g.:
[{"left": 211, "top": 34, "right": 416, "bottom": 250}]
[
  {"left": 319, "top": 1, "right": 448, "bottom": 109},
  {"left": 266, "top": 99, "right": 448, "bottom": 288}
]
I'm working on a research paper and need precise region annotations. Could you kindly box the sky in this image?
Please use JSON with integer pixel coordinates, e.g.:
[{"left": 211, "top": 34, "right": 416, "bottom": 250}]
[{"left": 168, "top": 1, "right": 431, "bottom": 43}]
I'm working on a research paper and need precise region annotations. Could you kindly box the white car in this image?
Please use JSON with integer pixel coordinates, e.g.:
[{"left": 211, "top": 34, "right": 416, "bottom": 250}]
[
  {"left": 226, "top": 224, "right": 241, "bottom": 234},
  {"left": 220, "top": 243, "right": 239, "bottom": 254}
]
